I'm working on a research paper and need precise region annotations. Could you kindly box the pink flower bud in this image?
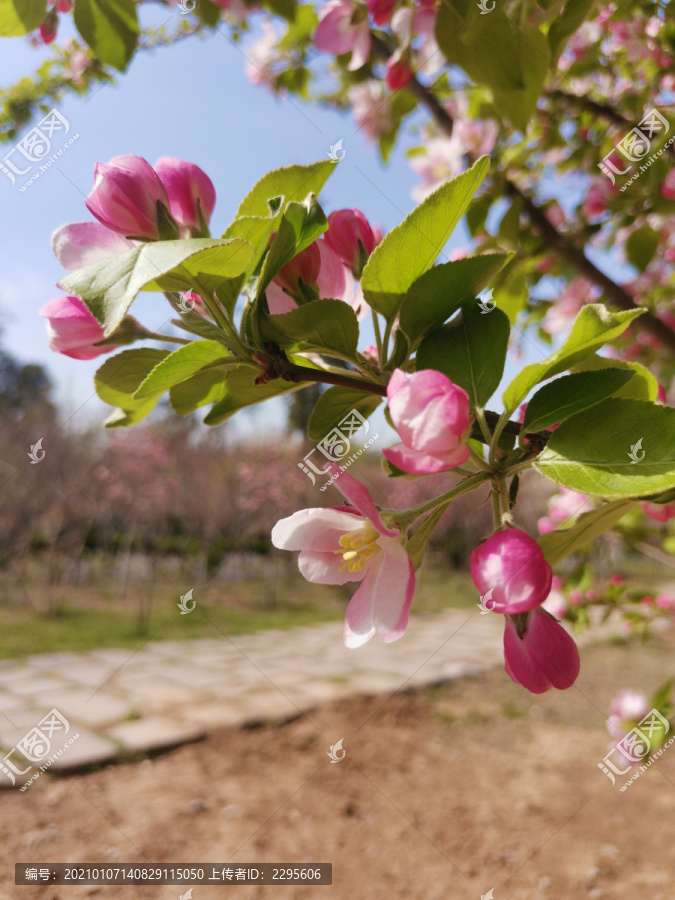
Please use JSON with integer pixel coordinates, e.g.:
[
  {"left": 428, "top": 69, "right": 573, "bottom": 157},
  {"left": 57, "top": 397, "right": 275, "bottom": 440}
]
[
  {"left": 641, "top": 501, "right": 675, "bottom": 523},
  {"left": 662, "top": 171, "right": 675, "bottom": 201},
  {"left": 568, "top": 589, "right": 583, "bottom": 606},
  {"left": 39, "top": 19, "right": 57, "bottom": 43},
  {"left": 154, "top": 157, "right": 216, "bottom": 233},
  {"left": 273, "top": 242, "right": 322, "bottom": 299},
  {"left": 85, "top": 155, "right": 171, "bottom": 240},
  {"left": 39, "top": 295, "right": 114, "bottom": 360},
  {"left": 385, "top": 48, "right": 413, "bottom": 91},
  {"left": 470, "top": 527, "right": 552, "bottom": 615},
  {"left": 368, "top": 0, "right": 396, "bottom": 25},
  {"left": 324, "top": 208, "right": 376, "bottom": 276},
  {"left": 609, "top": 574, "right": 624, "bottom": 586},
  {"left": 609, "top": 689, "right": 649, "bottom": 724},
  {"left": 383, "top": 368, "right": 472, "bottom": 474},
  {"left": 57, "top": 0, "right": 73, "bottom": 10},
  {"left": 504, "top": 608, "right": 580, "bottom": 693}
]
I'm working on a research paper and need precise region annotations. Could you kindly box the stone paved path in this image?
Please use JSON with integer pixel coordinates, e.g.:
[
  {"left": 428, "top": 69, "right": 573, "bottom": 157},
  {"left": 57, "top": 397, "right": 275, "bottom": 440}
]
[{"left": 0, "top": 609, "right": 614, "bottom": 783}]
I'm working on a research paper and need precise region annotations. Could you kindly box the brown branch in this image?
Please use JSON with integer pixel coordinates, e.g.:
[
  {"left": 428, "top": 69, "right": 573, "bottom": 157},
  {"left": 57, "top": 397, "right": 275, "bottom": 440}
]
[
  {"left": 370, "top": 32, "right": 675, "bottom": 353},
  {"left": 505, "top": 181, "right": 675, "bottom": 353},
  {"left": 547, "top": 89, "right": 675, "bottom": 161}
]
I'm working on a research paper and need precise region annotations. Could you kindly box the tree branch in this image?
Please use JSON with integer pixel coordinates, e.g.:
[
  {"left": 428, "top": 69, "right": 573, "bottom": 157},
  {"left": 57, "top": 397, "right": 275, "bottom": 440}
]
[{"left": 372, "top": 35, "right": 675, "bottom": 354}]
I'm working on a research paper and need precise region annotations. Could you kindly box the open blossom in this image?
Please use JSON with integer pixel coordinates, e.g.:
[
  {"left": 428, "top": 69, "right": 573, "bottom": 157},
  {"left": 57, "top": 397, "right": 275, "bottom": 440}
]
[
  {"left": 39, "top": 296, "right": 115, "bottom": 361},
  {"left": 314, "top": 0, "right": 371, "bottom": 71},
  {"left": 641, "top": 501, "right": 675, "bottom": 523},
  {"left": 504, "top": 608, "right": 580, "bottom": 693},
  {"left": 324, "top": 208, "right": 376, "bottom": 277},
  {"left": 607, "top": 690, "right": 649, "bottom": 737},
  {"left": 470, "top": 528, "right": 552, "bottom": 615},
  {"left": 245, "top": 21, "right": 282, "bottom": 87},
  {"left": 85, "top": 155, "right": 172, "bottom": 240},
  {"left": 409, "top": 137, "right": 464, "bottom": 202},
  {"left": 154, "top": 157, "right": 216, "bottom": 235},
  {"left": 391, "top": 6, "right": 441, "bottom": 77},
  {"left": 538, "top": 488, "right": 589, "bottom": 534},
  {"left": 349, "top": 81, "right": 392, "bottom": 139},
  {"left": 272, "top": 468, "right": 414, "bottom": 648},
  {"left": 543, "top": 279, "right": 592, "bottom": 335},
  {"left": 383, "top": 368, "right": 472, "bottom": 474}
]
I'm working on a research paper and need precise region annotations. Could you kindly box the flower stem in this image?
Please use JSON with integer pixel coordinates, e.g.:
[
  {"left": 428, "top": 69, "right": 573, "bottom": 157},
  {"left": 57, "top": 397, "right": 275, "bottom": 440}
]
[{"left": 381, "top": 471, "right": 492, "bottom": 526}]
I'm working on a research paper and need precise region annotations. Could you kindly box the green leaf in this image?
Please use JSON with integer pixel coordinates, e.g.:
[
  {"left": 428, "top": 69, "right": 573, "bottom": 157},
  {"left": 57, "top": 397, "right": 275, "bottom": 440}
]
[
  {"left": 134, "top": 340, "right": 233, "bottom": 399},
  {"left": 625, "top": 226, "right": 659, "bottom": 273},
  {"left": 169, "top": 369, "right": 228, "bottom": 416},
  {"left": 502, "top": 304, "right": 644, "bottom": 414},
  {"left": 217, "top": 215, "right": 277, "bottom": 316},
  {"left": 260, "top": 299, "right": 359, "bottom": 358},
  {"left": 406, "top": 506, "right": 448, "bottom": 570},
  {"left": 94, "top": 348, "right": 169, "bottom": 426},
  {"left": 361, "top": 157, "right": 489, "bottom": 319},
  {"left": 493, "top": 26, "right": 550, "bottom": 131},
  {"left": 548, "top": 0, "right": 596, "bottom": 62},
  {"left": 59, "top": 239, "right": 252, "bottom": 337},
  {"left": 522, "top": 369, "right": 635, "bottom": 433},
  {"left": 234, "top": 160, "right": 335, "bottom": 219},
  {"left": 534, "top": 399, "right": 675, "bottom": 498},
  {"left": 73, "top": 0, "right": 139, "bottom": 72},
  {"left": 539, "top": 499, "right": 638, "bottom": 565},
  {"left": 0, "top": 0, "right": 46, "bottom": 35},
  {"left": 307, "top": 387, "right": 382, "bottom": 441},
  {"left": 203, "top": 365, "right": 310, "bottom": 425},
  {"left": 398, "top": 252, "right": 512, "bottom": 346},
  {"left": 570, "top": 355, "right": 658, "bottom": 402},
  {"left": 417, "top": 303, "right": 510, "bottom": 409},
  {"left": 194, "top": 0, "right": 221, "bottom": 26},
  {"left": 257, "top": 195, "right": 327, "bottom": 295},
  {"left": 435, "top": 0, "right": 524, "bottom": 92}
]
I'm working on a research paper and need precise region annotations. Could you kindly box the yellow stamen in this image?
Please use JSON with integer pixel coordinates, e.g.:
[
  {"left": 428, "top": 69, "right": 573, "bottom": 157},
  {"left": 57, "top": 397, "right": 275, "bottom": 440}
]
[{"left": 335, "top": 523, "right": 381, "bottom": 573}]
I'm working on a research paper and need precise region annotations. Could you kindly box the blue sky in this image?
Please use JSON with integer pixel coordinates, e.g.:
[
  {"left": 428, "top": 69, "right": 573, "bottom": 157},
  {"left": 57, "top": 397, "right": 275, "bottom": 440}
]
[{"left": 0, "top": 7, "right": 547, "bottom": 434}]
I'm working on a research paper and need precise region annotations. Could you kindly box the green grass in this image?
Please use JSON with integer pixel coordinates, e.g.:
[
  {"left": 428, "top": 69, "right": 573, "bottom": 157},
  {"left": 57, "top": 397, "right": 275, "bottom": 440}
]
[{"left": 0, "top": 568, "right": 477, "bottom": 659}]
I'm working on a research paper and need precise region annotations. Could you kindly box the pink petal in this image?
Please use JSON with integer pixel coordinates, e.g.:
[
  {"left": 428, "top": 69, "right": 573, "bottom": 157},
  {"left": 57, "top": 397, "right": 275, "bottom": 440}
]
[
  {"left": 266, "top": 281, "right": 298, "bottom": 315},
  {"left": 524, "top": 608, "right": 580, "bottom": 690},
  {"left": 348, "top": 26, "right": 371, "bottom": 70},
  {"left": 383, "top": 442, "right": 469, "bottom": 474},
  {"left": 326, "top": 464, "right": 397, "bottom": 536},
  {"left": 52, "top": 222, "right": 134, "bottom": 270},
  {"left": 344, "top": 537, "right": 414, "bottom": 647},
  {"left": 503, "top": 617, "right": 551, "bottom": 694},
  {"left": 271, "top": 507, "right": 364, "bottom": 551}
]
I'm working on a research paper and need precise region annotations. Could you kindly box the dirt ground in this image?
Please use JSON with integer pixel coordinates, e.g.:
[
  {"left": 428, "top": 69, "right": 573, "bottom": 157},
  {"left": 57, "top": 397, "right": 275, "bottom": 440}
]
[{"left": 3, "top": 631, "right": 675, "bottom": 900}]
